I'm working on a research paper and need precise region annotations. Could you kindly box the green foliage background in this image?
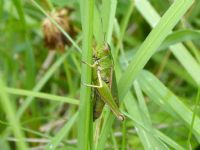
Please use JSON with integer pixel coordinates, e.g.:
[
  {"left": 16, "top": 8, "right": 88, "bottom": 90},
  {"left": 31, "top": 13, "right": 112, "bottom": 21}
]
[{"left": 0, "top": 0, "right": 200, "bottom": 149}]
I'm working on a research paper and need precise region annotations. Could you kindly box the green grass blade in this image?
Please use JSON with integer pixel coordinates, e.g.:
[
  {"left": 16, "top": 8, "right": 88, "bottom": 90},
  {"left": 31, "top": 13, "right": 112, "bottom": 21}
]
[
  {"left": 96, "top": 112, "right": 115, "bottom": 150},
  {"left": 119, "top": 0, "right": 195, "bottom": 99},
  {"left": 4, "top": 87, "right": 79, "bottom": 105},
  {"left": 124, "top": 93, "right": 169, "bottom": 150},
  {"left": 134, "top": 80, "right": 151, "bottom": 122},
  {"left": 78, "top": 0, "right": 94, "bottom": 149},
  {"left": 45, "top": 113, "right": 78, "bottom": 150},
  {"left": 137, "top": 70, "right": 200, "bottom": 140},
  {"left": 187, "top": 87, "right": 200, "bottom": 148},
  {"left": 152, "top": 54, "right": 196, "bottom": 87},
  {"left": 0, "top": 79, "right": 28, "bottom": 150},
  {"left": 12, "top": 0, "right": 36, "bottom": 88},
  {"left": 135, "top": 0, "right": 200, "bottom": 85},
  {"left": 114, "top": 0, "right": 135, "bottom": 59},
  {"left": 160, "top": 29, "right": 200, "bottom": 51},
  {"left": 155, "top": 130, "right": 185, "bottom": 150},
  {"left": 16, "top": 52, "right": 70, "bottom": 119}
]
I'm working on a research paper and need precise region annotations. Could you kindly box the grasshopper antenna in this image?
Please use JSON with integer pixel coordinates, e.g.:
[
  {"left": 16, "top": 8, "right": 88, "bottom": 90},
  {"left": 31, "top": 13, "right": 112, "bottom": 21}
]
[
  {"left": 100, "top": 17, "right": 106, "bottom": 42},
  {"left": 96, "top": 3, "right": 106, "bottom": 43},
  {"left": 96, "top": 3, "right": 109, "bottom": 50}
]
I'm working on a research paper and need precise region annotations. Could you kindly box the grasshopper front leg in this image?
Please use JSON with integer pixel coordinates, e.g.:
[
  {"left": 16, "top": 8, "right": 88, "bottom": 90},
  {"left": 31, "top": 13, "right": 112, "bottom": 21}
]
[
  {"left": 81, "top": 60, "right": 98, "bottom": 68},
  {"left": 81, "top": 61, "right": 103, "bottom": 88},
  {"left": 82, "top": 70, "right": 103, "bottom": 88}
]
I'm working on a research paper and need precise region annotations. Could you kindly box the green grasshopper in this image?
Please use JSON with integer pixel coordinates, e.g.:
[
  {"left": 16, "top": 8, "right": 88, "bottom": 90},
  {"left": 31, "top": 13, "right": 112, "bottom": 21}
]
[{"left": 83, "top": 42, "right": 125, "bottom": 121}]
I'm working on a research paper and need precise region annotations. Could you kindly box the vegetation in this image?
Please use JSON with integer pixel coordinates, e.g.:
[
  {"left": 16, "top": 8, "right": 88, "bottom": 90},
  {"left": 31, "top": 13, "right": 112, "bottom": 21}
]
[{"left": 0, "top": 0, "right": 200, "bottom": 149}]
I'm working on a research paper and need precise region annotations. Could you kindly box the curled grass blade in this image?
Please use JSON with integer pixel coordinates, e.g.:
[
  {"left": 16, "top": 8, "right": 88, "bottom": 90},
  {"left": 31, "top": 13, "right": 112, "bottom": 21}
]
[{"left": 159, "top": 29, "right": 200, "bottom": 51}]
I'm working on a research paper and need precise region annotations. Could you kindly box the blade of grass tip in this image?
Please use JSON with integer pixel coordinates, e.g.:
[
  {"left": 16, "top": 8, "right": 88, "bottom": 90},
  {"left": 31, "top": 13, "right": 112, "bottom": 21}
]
[
  {"left": 187, "top": 87, "right": 200, "bottom": 149},
  {"left": 45, "top": 112, "right": 78, "bottom": 150},
  {"left": 0, "top": 79, "right": 28, "bottom": 150},
  {"left": 5, "top": 87, "right": 79, "bottom": 105},
  {"left": 30, "top": 0, "right": 81, "bottom": 53},
  {"left": 135, "top": 0, "right": 200, "bottom": 85},
  {"left": 159, "top": 29, "right": 200, "bottom": 51},
  {"left": 78, "top": 0, "right": 94, "bottom": 149},
  {"left": 119, "top": 0, "right": 195, "bottom": 99}
]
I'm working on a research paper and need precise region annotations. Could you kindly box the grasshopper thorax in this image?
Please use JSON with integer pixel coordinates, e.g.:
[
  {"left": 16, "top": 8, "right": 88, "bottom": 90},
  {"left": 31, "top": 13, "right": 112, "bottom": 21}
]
[{"left": 93, "top": 43, "right": 111, "bottom": 60}]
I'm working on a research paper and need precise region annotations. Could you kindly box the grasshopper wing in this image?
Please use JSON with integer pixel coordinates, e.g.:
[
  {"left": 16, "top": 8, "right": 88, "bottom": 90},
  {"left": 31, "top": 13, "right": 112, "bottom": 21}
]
[
  {"left": 93, "top": 88, "right": 105, "bottom": 121},
  {"left": 110, "top": 69, "right": 120, "bottom": 106},
  {"left": 97, "top": 81, "right": 125, "bottom": 121}
]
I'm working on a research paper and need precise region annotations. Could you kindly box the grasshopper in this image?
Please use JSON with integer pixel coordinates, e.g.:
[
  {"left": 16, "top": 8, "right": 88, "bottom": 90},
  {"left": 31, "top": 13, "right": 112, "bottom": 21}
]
[{"left": 83, "top": 42, "right": 125, "bottom": 121}]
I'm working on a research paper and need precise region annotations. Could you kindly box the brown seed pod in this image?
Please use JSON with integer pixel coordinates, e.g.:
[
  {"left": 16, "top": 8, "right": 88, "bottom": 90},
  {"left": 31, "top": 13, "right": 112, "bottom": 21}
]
[{"left": 42, "top": 8, "right": 76, "bottom": 52}]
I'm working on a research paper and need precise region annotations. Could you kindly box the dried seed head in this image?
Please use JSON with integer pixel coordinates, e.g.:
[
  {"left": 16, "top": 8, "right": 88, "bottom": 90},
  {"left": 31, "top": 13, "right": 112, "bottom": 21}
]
[{"left": 42, "top": 8, "right": 75, "bottom": 51}]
